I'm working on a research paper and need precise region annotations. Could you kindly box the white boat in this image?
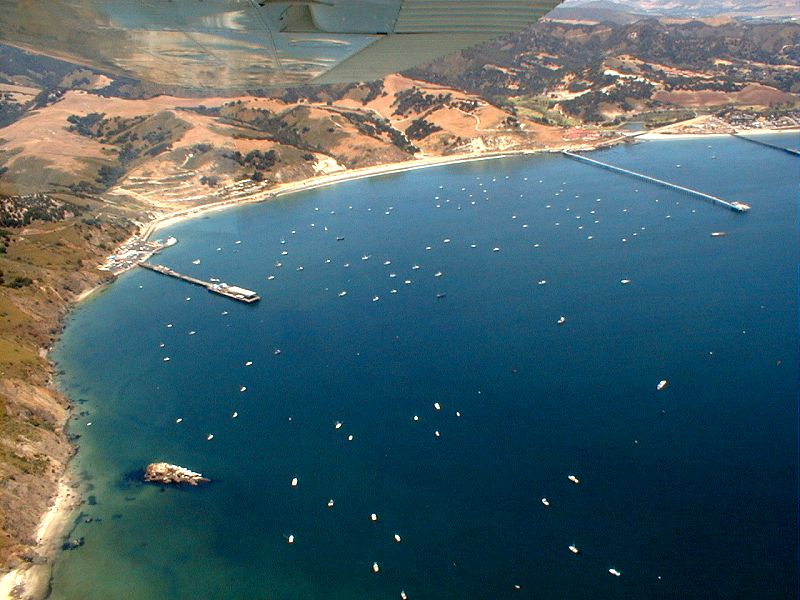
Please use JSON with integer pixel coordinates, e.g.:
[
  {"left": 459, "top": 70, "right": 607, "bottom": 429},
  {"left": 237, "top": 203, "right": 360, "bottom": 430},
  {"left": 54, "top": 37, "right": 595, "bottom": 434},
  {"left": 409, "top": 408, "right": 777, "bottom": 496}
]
[
  {"left": 207, "top": 434, "right": 214, "bottom": 440},
  {"left": 400, "top": 590, "right": 408, "bottom": 599},
  {"left": 281, "top": 250, "right": 288, "bottom": 256},
  {"left": 372, "top": 562, "right": 380, "bottom": 573},
  {"left": 620, "top": 279, "right": 631, "bottom": 285},
  {"left": 568, "top": 475, "right": 580, "bottom": 484},
  {"left": 296, "top": 266, "right": 304, "bottom": 271},
  {"left": 245, "top": 361, "right": 253, "bottom": 366},
  {"left": 557, "top": 316, "right": 566, "bottom": 325},
  {"left": 394, "top": 534, "right": 402, "bottom": 543},
  {"left": 287, "top": 534, "right": 294, "bottom": 544},
  {"left": 327, "top": 499, "right": 335, "bottom": 508},
  {"left": 433, "top": 402, "right": 441, "bottom": 410},
  {"left": 710, "top": 232, "right": 726, "bottom": 237},
  {"left": 609, "top": 568, "right": 621, "bottom": 577},
  {"left": 175, "top": 418, "right": 183, "bottom": 424},
  {"left": 537, "top": 280, "right": 547, "bottom": 285},
  {"left": 232, "top": 412, "right": 238, "bottom": 418},
  {"left": 541, "top": 498, "right": 550, "bottom": 507},
  {"left": 371, "top": 513, "right": 378, "bottom": 521},
  {"left": 335, "top": 421, "right": 343, "bottom": 429},
  {"left": 569, "top": 545, "right": 579, "bottom": 554},
  {"left": 291, "top": 477, "right": 298, "bottom": 487},
  {"left": 492, "top": 247, "right": 500, "bottom": 252},
  {"left": 384, "top": 260, "right": 391, "bottom": 266},
  {"left": 412, "top": 264, "right": 420, "bottom": 270},
  {"left": 240, "top": 386, "right": 247, "bottom": 392},
  {"left": 338, "top": 291, "right": 347, "bottom": 297},
  {"left": 434, "top": 272, "right": 443, "bottom": 277},
  {"left": 657, "top": 379, "right": 668, "bottom": 391},
  {"left": 362, "top": 255, "right": 370, "bottom": 260},
  {"left": 192, "top": 259, "right": 200, "bottom": 265},
  {"left": 163, "top": 357, "right": 170, "bottom": 362},
  {"left": 372, "top": 296, "right": 380, "bottom": 302}
]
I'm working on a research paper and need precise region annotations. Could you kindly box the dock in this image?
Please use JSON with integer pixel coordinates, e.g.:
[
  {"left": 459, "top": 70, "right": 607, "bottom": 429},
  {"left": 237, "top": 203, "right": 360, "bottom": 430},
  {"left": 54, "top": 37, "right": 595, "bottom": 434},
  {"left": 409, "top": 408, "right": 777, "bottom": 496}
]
[
  {"left": 731, "top": 133, "right": 800, "bottom": 156},
  {"left": 139, "top": 262, "right": 260, "bottom": 303},
  {"left": 561, "top": 151, "right": 750, "bottom": 213}
]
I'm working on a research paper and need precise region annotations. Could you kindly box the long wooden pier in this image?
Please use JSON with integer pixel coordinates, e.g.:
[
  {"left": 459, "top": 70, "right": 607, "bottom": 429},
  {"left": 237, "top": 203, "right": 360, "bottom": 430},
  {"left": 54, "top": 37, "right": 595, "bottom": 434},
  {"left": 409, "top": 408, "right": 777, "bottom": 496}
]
[
  {"left": 731, "top": 133, "right": 800, "bottom": 156},
  {"left": 562, "top": 151, "right": 750, "bottom": 213},
  {"left": 139, "top": 262, "right": 260, "bottom": 303}
]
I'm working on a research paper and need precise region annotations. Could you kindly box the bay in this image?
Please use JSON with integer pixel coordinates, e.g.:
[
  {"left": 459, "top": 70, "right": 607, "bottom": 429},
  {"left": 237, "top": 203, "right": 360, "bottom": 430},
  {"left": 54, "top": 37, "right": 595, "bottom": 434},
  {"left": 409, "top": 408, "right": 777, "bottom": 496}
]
[{"left": 51, "top": 134, "right": 798, "bottom": 599}]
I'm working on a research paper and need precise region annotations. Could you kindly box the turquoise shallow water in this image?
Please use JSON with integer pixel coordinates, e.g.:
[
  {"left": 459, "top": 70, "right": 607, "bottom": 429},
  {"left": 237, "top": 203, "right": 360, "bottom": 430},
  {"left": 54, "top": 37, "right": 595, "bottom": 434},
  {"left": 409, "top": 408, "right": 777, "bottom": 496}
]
[{"left": 51, "top": 134, "right": 798, "bottom": 599}]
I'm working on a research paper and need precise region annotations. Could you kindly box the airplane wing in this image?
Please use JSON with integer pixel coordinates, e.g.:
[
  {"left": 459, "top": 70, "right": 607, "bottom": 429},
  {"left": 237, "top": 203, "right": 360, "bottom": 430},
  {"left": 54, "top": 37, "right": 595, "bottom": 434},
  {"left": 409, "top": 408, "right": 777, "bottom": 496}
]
[{"left": 0, "top": 0, "right": 562, "bottom": 89}]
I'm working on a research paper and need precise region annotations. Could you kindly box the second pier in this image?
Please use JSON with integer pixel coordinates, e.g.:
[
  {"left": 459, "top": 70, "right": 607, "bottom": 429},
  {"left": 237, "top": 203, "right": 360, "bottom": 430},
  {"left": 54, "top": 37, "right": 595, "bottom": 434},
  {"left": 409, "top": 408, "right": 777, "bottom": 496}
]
[{"left": 562, "top": 151, "right": 751, "bottom": 213}]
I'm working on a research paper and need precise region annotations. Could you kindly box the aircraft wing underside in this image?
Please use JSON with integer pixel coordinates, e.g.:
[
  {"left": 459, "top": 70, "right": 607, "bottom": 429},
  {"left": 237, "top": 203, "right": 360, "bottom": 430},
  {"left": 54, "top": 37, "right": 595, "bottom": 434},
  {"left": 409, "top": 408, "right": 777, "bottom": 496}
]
[{"left": 0, "top": 0, "right": 562, "bottom": 89}]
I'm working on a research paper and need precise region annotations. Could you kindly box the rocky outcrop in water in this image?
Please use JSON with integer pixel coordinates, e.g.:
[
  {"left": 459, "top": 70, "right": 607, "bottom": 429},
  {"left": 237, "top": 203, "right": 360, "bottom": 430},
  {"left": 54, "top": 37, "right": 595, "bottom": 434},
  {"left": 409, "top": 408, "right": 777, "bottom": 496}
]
[{"left": 144, "top": 463, "right": 209, "bottom": 486}]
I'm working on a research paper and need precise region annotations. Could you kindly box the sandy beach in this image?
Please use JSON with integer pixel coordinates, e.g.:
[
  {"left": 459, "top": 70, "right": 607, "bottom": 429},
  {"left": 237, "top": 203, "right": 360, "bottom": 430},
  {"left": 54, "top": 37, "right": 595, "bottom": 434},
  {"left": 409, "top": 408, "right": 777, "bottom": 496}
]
[
  {"left": 0, "top": 477, "right": 79, "bottom": 600},
  {"left": 141, "top": 149, "right": 552, "bottom": 241},
  {"left": 636, "top": 126, "right": 800, "bottom": 141}
]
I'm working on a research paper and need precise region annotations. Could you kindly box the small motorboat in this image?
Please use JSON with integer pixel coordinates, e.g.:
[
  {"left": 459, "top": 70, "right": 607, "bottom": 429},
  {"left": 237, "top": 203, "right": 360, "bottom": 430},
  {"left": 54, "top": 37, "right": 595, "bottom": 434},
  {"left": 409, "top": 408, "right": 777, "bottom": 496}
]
[
  {"left": 657, "top": 379, "right": 668, "bottom": 391},
  {"left": 541, "top": 498, "right": 550, "bottom": 507},
  {"left": 568, "top": 475, "right": 580, "bottom": 484},
  {"left": 557, "top": 316, "right": 566, "bottom": 325}
]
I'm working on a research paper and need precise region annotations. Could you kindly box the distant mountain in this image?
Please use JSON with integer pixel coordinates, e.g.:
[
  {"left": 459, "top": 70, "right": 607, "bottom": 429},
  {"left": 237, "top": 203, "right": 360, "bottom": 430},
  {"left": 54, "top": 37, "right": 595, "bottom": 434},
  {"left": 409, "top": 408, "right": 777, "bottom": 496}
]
[
  {"left": 558, "top": 0, "right": 800, "bottom": 19},
  {"left": 409, "top": 18, "right": 800, "bottom": 124}
]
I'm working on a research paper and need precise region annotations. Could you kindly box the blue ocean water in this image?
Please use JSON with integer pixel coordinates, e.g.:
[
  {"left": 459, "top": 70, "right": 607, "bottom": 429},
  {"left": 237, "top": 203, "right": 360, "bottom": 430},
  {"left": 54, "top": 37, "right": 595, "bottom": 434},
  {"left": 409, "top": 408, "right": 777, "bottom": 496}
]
[{"left": 50, "top": 134, "right": 798, "bottom": 599}]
